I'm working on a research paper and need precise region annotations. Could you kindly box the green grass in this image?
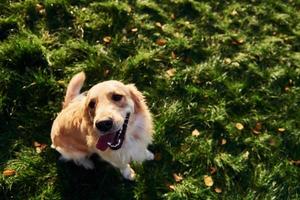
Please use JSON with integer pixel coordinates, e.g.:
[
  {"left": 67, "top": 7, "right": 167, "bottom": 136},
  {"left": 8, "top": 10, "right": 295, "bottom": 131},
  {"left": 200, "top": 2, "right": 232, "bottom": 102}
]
[{"left": 1, "top": 0, "right": 300, "bottom": 199}]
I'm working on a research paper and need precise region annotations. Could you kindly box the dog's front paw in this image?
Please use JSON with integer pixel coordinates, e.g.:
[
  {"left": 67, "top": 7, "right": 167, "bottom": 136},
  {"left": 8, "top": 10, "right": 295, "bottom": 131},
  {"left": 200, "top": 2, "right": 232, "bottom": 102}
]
[
  {"left": 121, "top": 165, "right": 136, "bottom": 181},
  {"left": 75, "top": 158, "right": 95, "bottom": 170},
  {"left": 146, "top": 150, "right": 154, "bottom": 160}
]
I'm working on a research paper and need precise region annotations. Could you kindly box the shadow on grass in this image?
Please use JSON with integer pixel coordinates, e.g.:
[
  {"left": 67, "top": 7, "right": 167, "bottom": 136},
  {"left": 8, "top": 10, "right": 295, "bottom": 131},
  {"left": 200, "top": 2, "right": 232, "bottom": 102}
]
[
  {"left": 55, "top": 154, "right": 135, "bottom": 200},
  {"left": 53, "top": 143, "right": 173, "bottom": 200}
]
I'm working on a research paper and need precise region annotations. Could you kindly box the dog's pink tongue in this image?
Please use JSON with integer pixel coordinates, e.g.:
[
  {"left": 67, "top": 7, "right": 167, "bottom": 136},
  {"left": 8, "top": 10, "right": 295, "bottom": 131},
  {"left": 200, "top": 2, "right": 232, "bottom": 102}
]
[{"left": 96, "top": 133, "right": 115, "bottom": 151}]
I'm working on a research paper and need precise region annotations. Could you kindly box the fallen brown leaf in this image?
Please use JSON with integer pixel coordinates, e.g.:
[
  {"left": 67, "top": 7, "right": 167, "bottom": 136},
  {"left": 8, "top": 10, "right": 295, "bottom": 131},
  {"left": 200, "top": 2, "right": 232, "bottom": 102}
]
[
  {"left": 173, "top": 173, "right": 183, "bottom": 182},
  {"left": 131, "top": 28, "right": 138, "bottom": 32},
  {"left": 252, "top": 122, "right": 262, "bottom": 135},
  {"left": 166, "top": 68, "right": 176, "bottom": 78},
  {"left": 36, "top": 3, "right": 45, "bottom": 15},
  {"left": 231, "top": 61, "right": 240, "bottom": 67},
  {"left": 34, "top": 141, "right": 47, "bottom": 148},
  {"left": 231, "top": 10, "right": 238, "bottom": 16},
  {"left": 220, "top": 138, "right": 227, "bottom": 145},
  {"left": 166, "top": 183, "right": 176, "bottom": 191},
  {"left": 242, "top": 151, "right": 250, "bottom": 159},
  {"left": 103, "top": 36, "right": 112, "bottom": 44},
  {"left": 235, "top": 123, "right": 244, "bottom": 130},
  {"left": 156, "top": 38, "right": 167, "bottom": 46},
  {"left": 232, "top": 38, "right": 244, "bottom": 45},
  {"left": 36, "top": 3, "right": 44, "bottom": 11},
  {"left": 215, "top": 187, "right": 222, "bottom": 193},
  {"left": 278, "top": 128, "right": 285, "bottom": 133},
  {"left": 284, "top": 86, "right": 290, "bottom": 92},
  {"left": 291, "top": 160, "right": 300, "bottom": 166},
  {"left": 171, "top": 13, "right": 176, "bottom": 20},
  {"left": 209, "top": 167, "right": 217, "bottom": 175},
  {"left": 104, "top": 69, "right": 110, "bottom": 77},
  {"left": 252, "top": 129, "right": 260, "bottom": 135},
  {"left": 192, "top": 129, "right": 200, "bottom": 137},
  {"left": 34, "top": 141, "right": 47, "bottom": 153},
  {"left": 204, "top": 175, "right": 214, "bottom": 187},
  {"left": 3, "top": 169, "right": 16, "bottom": 177},
  {"left": 34, "top": 141, "right": 41, "bottom": 147},
  {"left": 254, "top": 122, "right": 262, "bottom": 131},
  {"left": 155, "top": 22, "right": 162, "bottom": 28},
  {"left": 224, "top": 58, "right": 232, "bottom": 64},
  {"left": 171, "top": 51, "right": 176, "bottom": 59}
]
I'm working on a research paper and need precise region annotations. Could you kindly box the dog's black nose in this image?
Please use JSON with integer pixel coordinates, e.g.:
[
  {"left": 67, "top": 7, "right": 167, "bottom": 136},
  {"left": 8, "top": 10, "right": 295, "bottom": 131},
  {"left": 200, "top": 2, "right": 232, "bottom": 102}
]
[{"left": 95, "top": 119, "right": 113, "bottom": 132}]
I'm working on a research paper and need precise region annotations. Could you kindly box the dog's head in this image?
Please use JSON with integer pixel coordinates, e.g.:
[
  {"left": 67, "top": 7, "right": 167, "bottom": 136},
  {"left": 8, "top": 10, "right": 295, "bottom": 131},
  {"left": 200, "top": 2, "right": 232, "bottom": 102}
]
[{"left": 83, "top": 80, "right": 144, "bottom": 151}]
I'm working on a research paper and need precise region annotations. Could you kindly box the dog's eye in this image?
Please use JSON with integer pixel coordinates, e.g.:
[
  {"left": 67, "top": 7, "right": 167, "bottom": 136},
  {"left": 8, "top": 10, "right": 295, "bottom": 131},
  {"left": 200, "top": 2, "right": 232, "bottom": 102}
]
[
  {"left": 112, "top": 94, "right": 123, "bottom": 102},
  {"left": 88, "top": 100, "right": 96, "bottom": 109}
]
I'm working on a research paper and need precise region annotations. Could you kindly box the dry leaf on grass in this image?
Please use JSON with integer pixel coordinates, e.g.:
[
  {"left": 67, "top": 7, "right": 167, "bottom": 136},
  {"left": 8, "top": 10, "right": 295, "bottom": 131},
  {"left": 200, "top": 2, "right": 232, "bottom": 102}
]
[
  {"left": 103, "top": 36, "right": 112, "bottom": 44},
  {"left": 290, "top": 160, "right": 300, "bottom": 166},
  {"left": 3, "top": 169, "right": 16, "bottom": 177},
  {"left": 34, "top": 141, "right": 47, "bottom": 154},
  {"left": 156, "top": 38, "right": 167, "bottom": 46},
  {"left": 171, "top": 51, "right": 176, "bottom": 59},
  {"left": 231, "top": 61, "right": 240, "bottom": 67},
  {"left": 155, "top": 22, "right": 162, "bottom": 28},
  {"left": 204, "top": 175, "right": 214, "bottom": 187},
  {"left": 166, "top": 68, "right": 176, "bottom": 78},
  {"left": 171, "top": 13, "right": 176, "bottom": 20},
  {"left": 166, "top": 183, "right": 176, "bottom": 191},
  {"left": 35, "top": 3, "right": 44, "bottom": 11},
  {"left": 104, "top": 69, "right": 110, "bottom": 77},
  {"left": 215, "top": 187, "right": 222, "bottom": 193},
  {"left": 131, "top": 28, "right": 138, "bottom": 32},
  {"left": 173, "top": 173, "right": 183, "bottom": 182},
  {"left": 242, "top": 151, "right": 250, "bottom": 159},
  {"left": 36, "top": 3, "right": 45, "bottom": 15},
  {"left": 224, "top": 58, "right": 232, "bottom": 64},
  {"left": 278, "top": 128, "right": 285, "bottom": 133},
  {"left": 209, "top": 167, "right": 217, "bottom": 175},
  {"left": 284, "top": 86, "right": 290, "bottom": 92},
  {"left": 232, "top": 38, "right": 244, "bottom": 45},
  {"left": 254, "top": 122, "right": 262, "bottom": 130},
  {"left": 220, "top": 138, "right": 227, "bottom": 145},
  {"left": 235, "top": 123, "right": 244, "bottom": 130},
  {"left": 192, "top": 129, "right": 200, "bottom": 137},
  {"left": 252, "top": 122, "right": 262, "bottom": 135},
  {"left": 252, "top": 129, "right": 260, "bottom": 135},
  {"left": 231, "top": 10, "right": 238, "bottom": 16}
]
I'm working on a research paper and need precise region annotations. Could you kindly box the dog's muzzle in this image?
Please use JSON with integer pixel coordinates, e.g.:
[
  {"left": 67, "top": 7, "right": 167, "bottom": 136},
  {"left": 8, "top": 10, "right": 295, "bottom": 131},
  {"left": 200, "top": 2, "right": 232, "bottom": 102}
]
[{"left": 96, "top": 113, "right": 130, "bottom": 151}]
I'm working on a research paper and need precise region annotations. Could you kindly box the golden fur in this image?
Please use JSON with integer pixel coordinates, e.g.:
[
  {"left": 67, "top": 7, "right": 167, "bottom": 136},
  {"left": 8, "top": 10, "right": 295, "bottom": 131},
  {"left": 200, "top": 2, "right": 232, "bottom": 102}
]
[{"left": 51, "top": 72, "right": 154, "bottom": 180}]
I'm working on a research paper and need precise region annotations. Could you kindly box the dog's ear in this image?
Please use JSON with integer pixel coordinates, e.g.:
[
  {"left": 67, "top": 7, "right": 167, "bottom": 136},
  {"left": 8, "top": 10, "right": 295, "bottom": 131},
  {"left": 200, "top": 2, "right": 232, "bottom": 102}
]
[
  {"left": 83, "top": 93, "right": 94, "bottom": 125},
  {"left": 126, "top": 84, "right": 145, "bottom": 113}
]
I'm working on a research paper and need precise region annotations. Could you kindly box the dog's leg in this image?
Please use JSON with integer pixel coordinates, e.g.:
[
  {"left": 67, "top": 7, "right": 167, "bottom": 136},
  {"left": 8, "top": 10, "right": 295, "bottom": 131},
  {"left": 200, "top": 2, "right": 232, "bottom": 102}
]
[
  {"left": 56, "top": 147, "right": 94, "bottom": 169},
  {"left": 145, "top": 149, "right": 154, "bottom": 160},
  {"left": 120, "top": 164, "right": 136, "bottom": 180},
  {"left": 74, "top": 157, "right": 95, "bottom": 170},
  {"left": 97, "top": 152, "right": 136, "bottom": 180},
  {"left": 60, "top": 156, "right": 94, "bottom": 169}
]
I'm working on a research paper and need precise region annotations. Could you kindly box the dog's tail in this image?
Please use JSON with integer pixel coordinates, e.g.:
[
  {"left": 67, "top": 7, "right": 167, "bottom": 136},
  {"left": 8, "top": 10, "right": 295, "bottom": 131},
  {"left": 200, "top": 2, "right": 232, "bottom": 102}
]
[{"left": 63, "top": 72, "right": 86, "bottom": 108}]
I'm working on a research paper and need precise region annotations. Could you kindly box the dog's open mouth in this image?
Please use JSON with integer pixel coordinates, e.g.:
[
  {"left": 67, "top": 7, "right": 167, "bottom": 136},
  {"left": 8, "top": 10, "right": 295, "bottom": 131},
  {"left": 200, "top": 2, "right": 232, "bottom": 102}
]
[{"left": 96, "top": 113, "right": 130, "bottom": 151}]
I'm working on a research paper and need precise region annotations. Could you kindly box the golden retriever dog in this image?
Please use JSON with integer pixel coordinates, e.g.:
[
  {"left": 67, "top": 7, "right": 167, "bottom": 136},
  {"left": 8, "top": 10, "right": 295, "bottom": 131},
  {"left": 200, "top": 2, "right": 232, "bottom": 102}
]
[{"left": 51, "top": 72, "right": 154, "bottom": 180}]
